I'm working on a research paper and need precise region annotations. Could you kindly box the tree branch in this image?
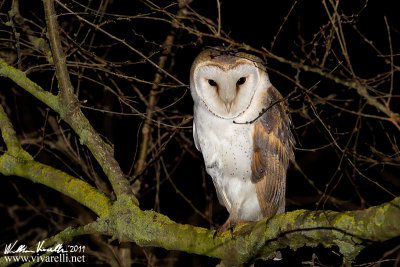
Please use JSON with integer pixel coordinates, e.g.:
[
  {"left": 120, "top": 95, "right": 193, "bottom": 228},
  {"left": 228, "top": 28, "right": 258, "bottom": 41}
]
[
  {"left": 1, "top": 55, "right": 135, "bottom": 203},
  {"left": 0, "top": 104, "right": 112, "bottom": 217},
  {"left": 43, "top": 0, "right": 74, "bottom": 99},
  {"left": 54, "top": 0, "right": 185, "bottom": 86},
  {"left": 0, "top": 0, "right": 138, "bottom": 203},
  {"left": 94, "top": 196, "right": 400, "bottom": 264},
  {"left": 0, "top": 58, "right": 60, "bottom": 112}
]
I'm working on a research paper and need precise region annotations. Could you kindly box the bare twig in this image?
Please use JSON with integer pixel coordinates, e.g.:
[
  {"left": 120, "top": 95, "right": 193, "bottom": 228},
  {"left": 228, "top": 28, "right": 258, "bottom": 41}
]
[
  {"left": 42, "top": 0, "right": 136, "bottom": 201},
  {"left": 132, "top": 1, "right": 191, "bottom": 193}
]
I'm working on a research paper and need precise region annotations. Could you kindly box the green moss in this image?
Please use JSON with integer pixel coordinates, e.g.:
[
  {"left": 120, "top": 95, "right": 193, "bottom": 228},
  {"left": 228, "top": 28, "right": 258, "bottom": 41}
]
[
  {"left": 334, "top": 239, "right": 355, "bottom": 256},
  {"left": 79, "top": 129, "right": 91, "bottom": 145},
  {"left": 12, "top": 148, "right": 33, "bottom": 161},
  {"left": 335, "top": 213, "right": 355, "bottom": 228},
  {"left": 375, "top": 207, "right": 385, "bottom": 226},
  {"left": 330, "top": 213, "right": 356, "bottom": 241},
  {"left": 0, "top": 58, "right": 17, "bottom": 76},
  {"left": 0, "top": 154, "right": 19, "bottom": 175},
  {"left": 289, "top": 209, "right": 308, "bottom": 225},
  {"left": 0, "top": 58, "right": 60, "bottom": 112}
]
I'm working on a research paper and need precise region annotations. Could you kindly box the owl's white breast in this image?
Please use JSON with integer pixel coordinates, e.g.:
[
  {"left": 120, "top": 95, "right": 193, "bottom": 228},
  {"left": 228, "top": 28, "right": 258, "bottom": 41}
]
[{"left": 193, "top": 102, "right": 263, "bottom": 221}]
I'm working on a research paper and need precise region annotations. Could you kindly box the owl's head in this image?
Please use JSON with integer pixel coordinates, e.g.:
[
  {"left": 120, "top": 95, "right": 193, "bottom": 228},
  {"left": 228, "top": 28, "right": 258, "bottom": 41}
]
[{"left": 190, "top": 48, "right": 269, "bottom": 119}]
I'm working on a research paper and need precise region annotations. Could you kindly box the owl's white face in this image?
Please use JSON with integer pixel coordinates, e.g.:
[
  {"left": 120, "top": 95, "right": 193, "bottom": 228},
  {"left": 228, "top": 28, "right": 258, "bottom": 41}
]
[{"left": 191, "top": 50, "right": 264, "bottom": 119}]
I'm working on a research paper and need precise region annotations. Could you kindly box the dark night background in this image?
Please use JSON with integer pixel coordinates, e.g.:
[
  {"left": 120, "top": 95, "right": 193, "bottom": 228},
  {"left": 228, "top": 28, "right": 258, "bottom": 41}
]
[{"left": 0, "top": 0, "right": 399, "bottom": 266}]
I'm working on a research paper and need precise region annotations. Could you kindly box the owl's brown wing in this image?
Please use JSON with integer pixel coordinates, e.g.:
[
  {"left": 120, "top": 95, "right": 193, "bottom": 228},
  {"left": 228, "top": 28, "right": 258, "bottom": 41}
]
[{"left": 251, "top": 86, "right": 295, "bottom": 218}]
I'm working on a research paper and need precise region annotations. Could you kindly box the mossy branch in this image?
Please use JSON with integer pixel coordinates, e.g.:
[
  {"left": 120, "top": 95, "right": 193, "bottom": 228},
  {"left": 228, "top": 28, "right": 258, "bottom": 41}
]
[
  {"left": 0, "top": 56, "right": 135, "bottom": 204},
  {"left": 0, "top": 153, "right": 112, "bottom": 217},
  {"left": 0, "top": 58, "right": 59, "bottom": 112},
  {"left": 41, "top": 0, "right": 135, "bottom": 201},
  {"left": 0, "top": 105, "right": 112, "bottom": 217},
  {"left": 1, "top": 0, "right": 137, "bottom": 203},
  {"left": 93, "top": 196, "right": 400, "bottom": 264}
]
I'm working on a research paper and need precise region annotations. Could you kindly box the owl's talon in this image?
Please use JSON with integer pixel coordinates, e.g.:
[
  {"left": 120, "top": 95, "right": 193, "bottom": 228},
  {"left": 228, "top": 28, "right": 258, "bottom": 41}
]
[
  {"left": 215, "top": 218, "right": 242, "bottom": 238},
  {"left": 212, "top": 230, "right": 218, "bottom": 245},
  {"left": 218, "top": 218, "right": 233, "bottom": 235},
  {"left": 229, "top": 226, "right": 235, "bottom": 238}
]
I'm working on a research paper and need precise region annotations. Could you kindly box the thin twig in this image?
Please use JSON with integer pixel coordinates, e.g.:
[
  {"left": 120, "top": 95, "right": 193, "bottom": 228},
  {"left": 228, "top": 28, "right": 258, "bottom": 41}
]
[
  {"left": 55, "top": 0, "right": 185, "bottom": 86},
  {"left": 132, "top": 2, "right": 190, "bottom": 193},
  {"left": 42, "top": 0, "right": 136, "bottom": 200}
]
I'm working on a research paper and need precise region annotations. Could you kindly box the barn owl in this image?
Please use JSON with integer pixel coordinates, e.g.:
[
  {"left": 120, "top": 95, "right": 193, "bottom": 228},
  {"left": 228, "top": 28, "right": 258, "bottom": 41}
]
[{"left": 190, "top": 48, "right": 294, "bottom": 230}]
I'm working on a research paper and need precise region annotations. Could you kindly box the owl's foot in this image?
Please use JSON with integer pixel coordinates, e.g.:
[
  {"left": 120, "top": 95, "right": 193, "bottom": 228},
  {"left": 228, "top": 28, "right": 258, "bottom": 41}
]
[
  {"left": 212, "top": 218, "right": 249, "bottom": 243},
  {"left": 212, "top": 219, "right": 235, "bottom": 243},
  {"left": 218, "top": 217, "right": 235, "bottom": 235},
  {"left": 213, "top": 220, "right": 260, "bottom": 245}
]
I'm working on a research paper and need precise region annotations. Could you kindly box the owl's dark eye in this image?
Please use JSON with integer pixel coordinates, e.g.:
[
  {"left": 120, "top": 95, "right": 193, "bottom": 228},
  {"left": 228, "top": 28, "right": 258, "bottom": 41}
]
[
  {"left": 237, "top": 77, "right": 246, "bottom": 86},
  {"left": 208, "top": 79, "right": 217, "bottom": 86}
]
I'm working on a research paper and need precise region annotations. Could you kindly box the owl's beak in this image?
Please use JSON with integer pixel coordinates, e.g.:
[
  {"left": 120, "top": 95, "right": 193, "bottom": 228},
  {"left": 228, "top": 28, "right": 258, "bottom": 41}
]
[
  {"left": 219, "top": 85, "right": 236, "bottom": 113},
  {"left": 224, "top": 102, "right": 233, "bottom": 113}
]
